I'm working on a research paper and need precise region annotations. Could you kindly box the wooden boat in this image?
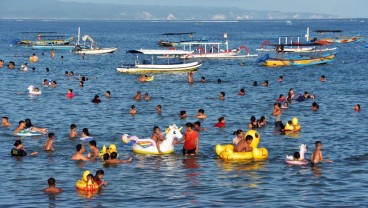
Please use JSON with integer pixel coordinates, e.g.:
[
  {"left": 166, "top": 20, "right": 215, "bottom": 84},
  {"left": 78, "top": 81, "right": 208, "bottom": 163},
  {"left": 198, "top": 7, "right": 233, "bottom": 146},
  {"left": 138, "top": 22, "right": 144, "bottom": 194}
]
[
  {"left": 258, "top": 43, "right": 336, "bottom": 67},
  {"left": 158, "top": 32, "right": 205, "bottom": 47},
  {"left": 180, "top": 41, "right": 257, "bottom": 59},
  {"left": 311, "top": 29, "right": 362, "bottom": 44},
  {"left": 116, "top": 49, "right": 201, "bottom": 74},
  {"left": 72, "top": 28, "right": 117, "bottom": 55}
]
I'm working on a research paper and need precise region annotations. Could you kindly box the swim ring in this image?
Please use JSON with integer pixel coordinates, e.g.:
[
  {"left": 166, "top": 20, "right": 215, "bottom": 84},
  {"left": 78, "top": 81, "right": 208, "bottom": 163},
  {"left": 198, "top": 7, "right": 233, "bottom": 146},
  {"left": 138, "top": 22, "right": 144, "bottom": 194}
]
[
  {"left": 285, "top": 144, "right": 308, "bottom": 165},
  {"left": 98, "top": 144, "right": 119, "bottom": 159},
  {"left": 284, "top": 117, "right": 301, "bottom": 132},
  {"left": 75, "top": 170, "right": 99, "bottom": 191},
  {"left": 80, "top": 137, "right": 94, "bottom": 142},
  {"left": 27, "top": 85, "right": 42, "bottom": 95},
  {"left": 16, "top": 129, "right": 42, "bottom": 137},
  {"left": 215, "top": 130, "right": 268, "bottom": 160}
]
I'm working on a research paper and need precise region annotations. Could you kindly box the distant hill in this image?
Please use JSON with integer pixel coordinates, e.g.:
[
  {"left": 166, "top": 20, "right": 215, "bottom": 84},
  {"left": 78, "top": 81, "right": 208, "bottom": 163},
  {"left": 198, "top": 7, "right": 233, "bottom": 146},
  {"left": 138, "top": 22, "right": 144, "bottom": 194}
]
[{"left": 0, "top": 0, "right": 338, "bottom": 20}]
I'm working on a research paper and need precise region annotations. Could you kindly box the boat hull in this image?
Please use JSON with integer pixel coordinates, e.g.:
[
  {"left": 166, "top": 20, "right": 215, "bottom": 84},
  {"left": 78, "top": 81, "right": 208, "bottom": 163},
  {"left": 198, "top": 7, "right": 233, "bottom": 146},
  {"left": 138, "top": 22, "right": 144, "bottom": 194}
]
[
  {"left": 263, "top": 54, "right": 336, "bottom": 67},
  {"left": 73, "top": 47, "right": 117, "bottom": 55},
  {"left": 182, "top": 51, "right": 257, "bottom": 59},
  {"left": 117, "top": 62, "right": 202, "bottom": 74},
  {"left": 29, "top": 45, "right": 76, "bottom": 50}
]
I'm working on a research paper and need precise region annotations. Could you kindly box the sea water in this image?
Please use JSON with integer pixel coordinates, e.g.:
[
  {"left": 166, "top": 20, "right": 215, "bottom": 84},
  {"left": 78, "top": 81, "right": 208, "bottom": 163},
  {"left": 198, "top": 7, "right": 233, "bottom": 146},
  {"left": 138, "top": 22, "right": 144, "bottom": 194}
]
[{"left": 0, "top": 19, "right": 367, "bottom": 207}]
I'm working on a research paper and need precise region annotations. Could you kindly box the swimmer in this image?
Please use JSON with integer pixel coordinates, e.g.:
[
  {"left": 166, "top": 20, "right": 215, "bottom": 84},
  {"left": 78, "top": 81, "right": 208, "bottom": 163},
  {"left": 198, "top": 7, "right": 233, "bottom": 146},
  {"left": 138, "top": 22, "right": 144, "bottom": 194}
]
[
  {"left": 24, "top": 118, "right": 47, "bottom": 134},
  {"left": 2, "top": 116, "right": 12, "bottom": 127},
  {"left": 233, "top": 135, "right": 253, "bottom": 152},
  {"left": 11, "top": 140, "right": 38, "bottom": 156},
  {"left": 32, "top": 67, "right": 35, "bottom": 72},
  {"left": 195, "top": 109, "right": 207, "bottom": 119},
  {"left": 51, "top": 49, "right": 55, "bottom": 58},
  {"left": 104, "top": 152, "right": 132, "bottom": 164},
  {"left": 64, "top": 71, "right": 69, "bottom": 76},
  {"left": 7, "top": 61, "right": 15, "bottom": 69},
  {"left": 42, "top": 79, "right": 50, "bottom": 86},
  {"left": 277, "top": 94, "right": 285, "bottom": 103},
  {"left": 180, "top": 110, "right": 187, "bottom": 119},
  {"left": 138, "top": 74, "right": 148, "bottom": 82},
  {"left": 232, "top": 129, "right": 243, "bottom": 146},
  {"left": 219, "top": 91, "right": 225, "bottom": 100},
  {"left": 134, "top": 91, "right": 142, "bottom": 101},
  {"left": 51, "top": 80, "right": 57, "bottom": 88},
  {"left": 193, "top": 121, "right": 208, "bottom": 131},
  {"left": 71, "top": 144, "right": 91, "bottom": 161},
  {"left": 286, "top": 88, "right": 294, "bottom": 101},
  {"left": 188, "top": 72, "right": 194, "bottom": 83},
  {"left": 278, "top": 76, "right": 283, "bottom": 82},
  {"left": 0, "top": 59, "right": 3, "bottom": 68},
  {"left": 45, "top": 67, "right": 49, "bottom": 72},
  {"left": 214, "top": 116, "right": 226, "bottom": 128},
  {"left": 303, "top": 91, "right": 314, "bottom": 99},
  {"left": 156, "top": 105, "right": 162, "bottom": 114},
  {"left": 238, "top": 88, "right": 246, "bottom": 96},
  {"left": 272, "top": 103, "right": 283, "bottom": 131},
  {"left": 151, "top": 126, "right": 165, "bottom": 154},
  {"left": 105, "top": 91, "right": 111, "bottom": 98},
  {"left": 81, "top": 128, "right": 91, "bottom": 139},
  {"left": 258, "top": 116, "right": 267, "bottom": 127},
  {"left": 66, "top": 89, "right": 75, "bottom": 99},
  {"left": 43, "top": 178, "right": 63, "bottom": 194},
  {"left": 310, "top": 141, "right": 333, "bottom": 166},
  {"left": 12, "top": 120, "right": 26, "bottom": 135},
  {"left": 89, "top": 140, "right": 99, "bottom": 160},
  {"left": 79, "top": 81, "right": 84, "bottom": 87},
  {"left": 175, "top": 122, "right": 199, "bottom": 155},
  {"left": 252, "top": 81, "right": 258, "bottom": 86},
  {"left": 70, "top": 124, "right": 77, "bottom": 138},
  {"left": 354, "top": 104, "right": 361, "bottom": 112},
  {"left": 248, "top": 116, "right": 259, "bottom": 129},
  {"left": 262, "top": 80, "right": 269, "bottom": 87},
  {"left": 93, "top": 170, "right": 107, "bottom": 188},
  {"left": 69, "top": 71, "right": 74, "bottom": 76},
  {"left": 129, "top": 105, "right": 137, "bottom": 115},
  {"left": 144, "top": 93, "right": 150, "bottom": 101},
  {"left": 43, "top": 132, "right": 55, "bottom": 151},
  {"left": 21, "top": 63, "right": 28, "bottom": 71},
  {"left": 311, "top": 102, "right": 319, "bottom": 111},
  {"left": 200, "top": 76, "right": 206, "bottom": 83},
  {"left": 217, "top": 79, "right": 222, "bottom": 84},
  {"left": 91, "top": 95, "right": 101, "bottom": 103},
  {"left": 320, "top": 75, "right": 326, "bottom": 82},
  {"left": 61, "top": 55, "right": 64, "bottom": 60},
  {"left": 282, "top": 102, "right": 289, "bottom": 109}
]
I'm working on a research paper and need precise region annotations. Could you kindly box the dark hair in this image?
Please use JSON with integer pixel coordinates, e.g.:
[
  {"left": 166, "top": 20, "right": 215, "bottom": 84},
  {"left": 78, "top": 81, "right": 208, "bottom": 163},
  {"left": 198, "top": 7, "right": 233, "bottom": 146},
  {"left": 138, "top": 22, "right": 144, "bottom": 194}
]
[
  {"left": 218, "top": 116, "right": 225, "bottom": 122},
  {"left": 48, "top": 132, "right": 54, "bottom": 138},
  {"left": 14, "top": 140, "right": 22, "bottom": 147},
  {"left": 220, "top": 91, "right": 225, "bottom": 96},
  {"left": 279, "top": 94, "right": 283, "bottom": 98},
  {"left": 217, "top": 79, "right": 222, "bottom": 84},
  {"left": 250, "top": 116, "right": 256, "bottom": 122},
  {"left": 356, "top": 104, "right": 361, "bottom": 109},
  {"left": 46, "top": 67, "right": 49, "bottom": 72},
  {"left": 110, "top": 152, "right": 118, "bottom": 159},
  {"left": 185, "top": 122, "right": 194, "bottom": 128},
  {"left": 198, "top": 109, "right": 205, "bottom": 114},
  {"left": 94, "top": 95, "right": 99, "bottom": 99},
  {"left": 82, "top": 128, "right": 90, "bottom": 136},
  {"left": 69, "top": 89, "right": 73, "bottom": 93},
  {"left": 315, "top": 141, "right": 322, "bottom": 146},
  {"left": 18, "top": 120, "right": 24, "bottom": 125},
  {"left": 65, "top": 71, "right": 69, "bottom": 74},
  {"left": 157, "top": 105, "right": 161, "bottom": 108},
  {"left": 76, "top": 144, "right": 83, "bottom": 151},
  {"left": 194, "top": 121, "right": 201, "bottom": 127},
  {"left": 95, "top": 169, "right": 104, "bottom": 178},
  {"left": 89, "top": 140, "right": 96, "bottom": 147},
  {"left": 70, "top": 124, "right": 76, "bottom": 129},
  {"left": 294, "top": 152, "right": 300, "bottom": 159},
  {"left": 2, "top": 116, "right": 8, "bottom": 120},
  {"left": 153, "top": 126, "right": 160, "bottom": 132},
  {"left": 245, "top": 135, "right": 253, "bottom": 141},
  {"left": 240, "top": 88, "right": 245, "bottom": 93},
  {"left": 253, "top": 81, "right": 257, "bottom": 86},
  {"left": 131, "top": 105, "right": 136, "bottom": 109},
  {"left": 180, "top": 110, "right": 186, "bottom": 115},
  {"left": 47, "top": 178, "right": 56, "bottom": 186},
  {"left": 106, "top": 90, "right": 110, "bottom": 95},
  {"left": 233, "top": 129, "right": 242, "bottom": 135},
  {"left": 103, "top": 153, "right": 110, "bottom": 161}
]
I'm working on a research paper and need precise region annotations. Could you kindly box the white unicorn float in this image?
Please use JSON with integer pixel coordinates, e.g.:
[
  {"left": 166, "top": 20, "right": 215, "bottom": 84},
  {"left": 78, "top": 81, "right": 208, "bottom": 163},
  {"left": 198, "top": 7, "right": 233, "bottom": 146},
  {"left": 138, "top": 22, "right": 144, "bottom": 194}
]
[
  {"left": 285, "top": 144, "right": 308, "bottom": 165},
  {"left": 122, "top": 124, "right": 183, "bottom": 154},
  {"left": 28, "top": 85, "right": 42, "bottom": 95}
]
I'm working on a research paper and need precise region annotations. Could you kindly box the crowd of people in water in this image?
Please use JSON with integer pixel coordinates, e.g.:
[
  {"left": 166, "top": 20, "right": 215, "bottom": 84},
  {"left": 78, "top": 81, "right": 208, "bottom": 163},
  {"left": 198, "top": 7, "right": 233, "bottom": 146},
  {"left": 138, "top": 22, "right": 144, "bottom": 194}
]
[{"left": 0, "top": 51, "right": 362, "bottom": 195}]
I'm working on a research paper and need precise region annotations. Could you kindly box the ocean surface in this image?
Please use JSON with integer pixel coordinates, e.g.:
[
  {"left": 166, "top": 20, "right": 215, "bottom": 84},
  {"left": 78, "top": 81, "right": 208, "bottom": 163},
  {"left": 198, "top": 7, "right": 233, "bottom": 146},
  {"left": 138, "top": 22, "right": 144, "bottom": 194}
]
[{"left": 0, "top": 19, "right": 367, "bottom": 207}]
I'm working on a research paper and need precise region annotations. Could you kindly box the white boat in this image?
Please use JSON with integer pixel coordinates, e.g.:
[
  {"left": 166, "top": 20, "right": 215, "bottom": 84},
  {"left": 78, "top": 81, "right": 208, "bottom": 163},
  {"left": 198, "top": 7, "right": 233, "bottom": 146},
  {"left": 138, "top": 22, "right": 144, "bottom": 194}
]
[
  {"left": 116, "top": 49, "right": 202, "bottom": 74},
  {"left": 180, "top": 41, "right": 257, "bottom": 59},
  {"left": 72, "top": 27, "right": 117, "bottom": 55}
]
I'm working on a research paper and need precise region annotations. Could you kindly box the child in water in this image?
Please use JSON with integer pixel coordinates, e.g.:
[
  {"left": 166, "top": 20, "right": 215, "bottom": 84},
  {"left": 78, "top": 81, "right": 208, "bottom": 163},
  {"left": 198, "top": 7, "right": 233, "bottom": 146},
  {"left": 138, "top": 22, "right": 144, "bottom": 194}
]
[
  {"left": 310, "top": 141, "right": 333, "bottom": 166},
  {"left": 43, "top": 132, "right": 55, "bottom": 151},
  {"left": 94, "top": 170, "right": 108, "bottom": 188},
  {"left": 70, "top": 124, "right": 77, "bottom": 138}
]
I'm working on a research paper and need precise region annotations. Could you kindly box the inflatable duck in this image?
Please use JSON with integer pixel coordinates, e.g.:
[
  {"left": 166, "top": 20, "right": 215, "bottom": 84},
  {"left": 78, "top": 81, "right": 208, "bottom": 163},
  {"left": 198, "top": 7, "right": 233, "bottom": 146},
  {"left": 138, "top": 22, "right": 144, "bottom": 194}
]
[
  {"left": 27, "top": 85, "right": 42, "bottom": 95},
  {"left": 215, "top": 130, "right": 268, "bottom": 160},
  {"left": 75, "top": 170, "right": 99, "bottom": 191},
  {"left": 98, "top": 144, "right": 118, "bottom": 159},
  {"left": 285, "top": 144, "right": 308, "bottom": 165},
  {"left": 284, "top": 117, "right": 301, "bottom": 132},
  {"left": 122, "top": 124, "right": 183, "bottom": 154}
]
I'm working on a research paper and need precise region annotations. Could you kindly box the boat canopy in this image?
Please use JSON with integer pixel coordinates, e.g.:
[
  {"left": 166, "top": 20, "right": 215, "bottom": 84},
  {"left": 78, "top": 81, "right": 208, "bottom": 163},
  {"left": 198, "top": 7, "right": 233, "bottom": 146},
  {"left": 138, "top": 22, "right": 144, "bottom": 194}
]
[
  {"left": 314, "top": 30, "right": 343, "bottom": 33},
  {"left": 181, "top": 42, "right": 222, "bottom": 46},
  {"left": 126, "top": 49, "right": 191, "bottom": 55},
  {"left": 162, "top": 32, "right": 196, "bottom": 36},
  {"left": 20, "top": 32, "right": 58, "bottom": 34},
  {"left": 270, "top": 43, "right": 323, "bottom": 47}
]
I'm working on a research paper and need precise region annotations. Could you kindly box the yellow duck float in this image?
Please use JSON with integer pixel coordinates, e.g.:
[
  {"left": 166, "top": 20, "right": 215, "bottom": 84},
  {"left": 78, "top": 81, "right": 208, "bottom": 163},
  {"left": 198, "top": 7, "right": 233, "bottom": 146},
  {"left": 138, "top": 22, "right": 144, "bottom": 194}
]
[
  {"left": 284, "top": 117, "right": 301, "bottom": 132},
  {"left": 215, "top": 130, "right": 268, "bottom": 160},
  {"left": 75, "top": 170, "right": 99, "bottom": 191},
  {"left": 98, "top": 144, "right": 118, "bottom": 159}
]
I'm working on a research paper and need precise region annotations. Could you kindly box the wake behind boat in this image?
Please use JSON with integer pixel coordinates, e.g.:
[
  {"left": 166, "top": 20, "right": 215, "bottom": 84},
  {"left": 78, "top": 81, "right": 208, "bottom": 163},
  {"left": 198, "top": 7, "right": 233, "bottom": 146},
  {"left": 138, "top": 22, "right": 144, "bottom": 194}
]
[{"left": 116, "top": 49, "right": 202, "bottom": 74}]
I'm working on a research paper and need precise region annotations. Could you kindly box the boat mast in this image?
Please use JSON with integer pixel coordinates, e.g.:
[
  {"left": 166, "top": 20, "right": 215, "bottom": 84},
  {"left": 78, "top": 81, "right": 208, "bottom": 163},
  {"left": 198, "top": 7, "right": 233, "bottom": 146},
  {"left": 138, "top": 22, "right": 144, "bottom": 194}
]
[
  {"left": 77, "top": 27, "right": 80, "bottom": 45},
  {"left": 305, "top": 27, "right": 310, "bottom": 41}
]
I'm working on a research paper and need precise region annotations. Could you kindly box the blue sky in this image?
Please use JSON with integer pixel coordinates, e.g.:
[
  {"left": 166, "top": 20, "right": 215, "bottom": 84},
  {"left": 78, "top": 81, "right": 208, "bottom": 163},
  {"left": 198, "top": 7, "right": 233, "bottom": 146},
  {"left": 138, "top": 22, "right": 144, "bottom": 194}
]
[{"left": 60, "top": 0, "right": 367, "bottom": 18}]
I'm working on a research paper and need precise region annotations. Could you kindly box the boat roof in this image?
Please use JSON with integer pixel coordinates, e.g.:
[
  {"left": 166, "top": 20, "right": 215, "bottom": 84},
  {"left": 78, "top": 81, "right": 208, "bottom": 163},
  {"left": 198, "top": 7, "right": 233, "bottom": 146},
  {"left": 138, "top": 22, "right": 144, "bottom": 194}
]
[
  {"left": 20, "top": 32, "right": 58, "bottom": 34},
  {"left": 127, "top": 49, "right": 191, "bottom": 55},
  {"left": 181, "top": 42, "right": 222, "bottom": 45},
  {"left": 270, "top": 43, "right": 323, "bottom": 46},
  {"left": 162, "top": 32, "right": 196, "bottom": 36},
  {"left": 314, "top": 30, "right": 343, "bottom": 33}
]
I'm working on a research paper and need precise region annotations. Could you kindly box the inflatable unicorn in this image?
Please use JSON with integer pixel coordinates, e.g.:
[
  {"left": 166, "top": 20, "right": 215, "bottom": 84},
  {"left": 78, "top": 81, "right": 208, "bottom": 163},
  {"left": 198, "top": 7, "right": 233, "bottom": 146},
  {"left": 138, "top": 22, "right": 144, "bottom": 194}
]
[
  {"left": 28, "top": 85, "right": 42, "bottom": 95},
  {"left": 122, "top": 124, "right": 183, "bottom": 154},
  {"left": 285, "top": 144, "right": 308, "bottom": 165}
]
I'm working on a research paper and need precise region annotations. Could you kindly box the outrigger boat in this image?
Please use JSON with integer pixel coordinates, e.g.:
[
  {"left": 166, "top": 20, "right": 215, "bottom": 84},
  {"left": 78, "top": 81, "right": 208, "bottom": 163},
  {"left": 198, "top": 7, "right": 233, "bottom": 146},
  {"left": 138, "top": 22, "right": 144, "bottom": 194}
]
[
  {"left": 158, "top": 32, "right": 205, "bottom": 47},
  {"left": 311, "top": 29, "right": 364, "bottom": 44},
  {"left": 116, "top": 49, "right": 202, "bottom": 74},
  {"left": 14, "top": 32, "right": 73, "bottom": 46},
  {"left": 72, "top": 27, "right": 117, "bottom": 55},
  {"left": 180, "top": 41, "right": 257, "bottom": 59},
  {"left": 257, "top": 43, "right": 336, "bottom": 67}
]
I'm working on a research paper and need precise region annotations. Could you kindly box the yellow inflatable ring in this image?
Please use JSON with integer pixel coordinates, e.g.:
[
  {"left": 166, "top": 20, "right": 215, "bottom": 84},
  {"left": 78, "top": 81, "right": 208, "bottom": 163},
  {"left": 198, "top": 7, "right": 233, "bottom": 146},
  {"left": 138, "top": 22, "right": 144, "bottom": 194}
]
[{"left": 75, "top": 170, "right": 99, "bottom": 191}]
